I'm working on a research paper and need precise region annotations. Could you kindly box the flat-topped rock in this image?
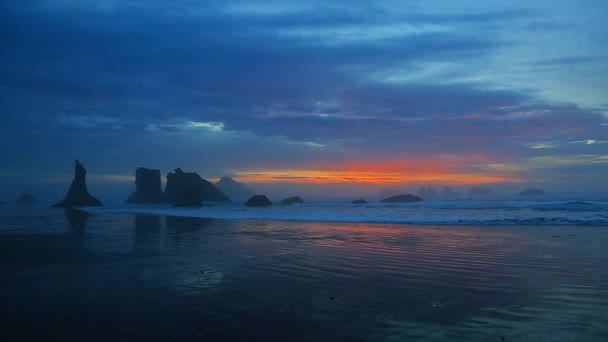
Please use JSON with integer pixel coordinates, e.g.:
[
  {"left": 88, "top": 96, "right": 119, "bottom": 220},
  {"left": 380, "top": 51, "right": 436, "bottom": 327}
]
[
  {"left": 126, "top": 167, "right": 163, "bottom": 204},
  {"left": 351, "top": 199, "right": 367, "bottom": 204},
  {"left": 380, "top": 194, "right": 423, "bottom": 203},
  {"left": 54, "top": 160, "right": 103, "bottom": 208},
  {"left": 245, "top": 195, "right": 272, "bottom": 207},
  {"left": 280, "top": 196, "right": 303, "bottom": 205}
]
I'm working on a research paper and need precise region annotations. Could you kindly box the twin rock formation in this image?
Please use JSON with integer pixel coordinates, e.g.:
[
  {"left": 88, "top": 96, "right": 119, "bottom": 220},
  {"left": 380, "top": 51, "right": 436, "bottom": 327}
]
[
  {"left": 127, "top": 167, "right": 230, "bottom": 206},
  {"left": 126, "top": 167, "right": 305, "bottom": 207}
]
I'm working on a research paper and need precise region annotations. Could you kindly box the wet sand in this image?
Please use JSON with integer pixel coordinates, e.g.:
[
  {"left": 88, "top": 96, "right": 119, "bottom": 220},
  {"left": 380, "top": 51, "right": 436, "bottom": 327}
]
[{"left": 1, "top": 209, "right": 607, "bottom": 341}]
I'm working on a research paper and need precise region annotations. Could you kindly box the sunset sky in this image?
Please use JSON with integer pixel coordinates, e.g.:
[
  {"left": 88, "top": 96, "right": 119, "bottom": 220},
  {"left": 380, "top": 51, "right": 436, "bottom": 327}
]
[{"left": 1, "top": 1, "right": 607, "bottom": 200}]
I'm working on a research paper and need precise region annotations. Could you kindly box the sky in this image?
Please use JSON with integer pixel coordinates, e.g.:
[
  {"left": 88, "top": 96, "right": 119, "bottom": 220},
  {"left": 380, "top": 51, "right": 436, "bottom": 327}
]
[{"left": 1, "top": 0, "right": 607, "bottom": 201}]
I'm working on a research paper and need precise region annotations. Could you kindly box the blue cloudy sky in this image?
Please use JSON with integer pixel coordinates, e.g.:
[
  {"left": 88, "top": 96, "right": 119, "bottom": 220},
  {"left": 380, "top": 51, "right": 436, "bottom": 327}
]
[{"left": 1, "top": 0, "right": 607, "bottom": 200}]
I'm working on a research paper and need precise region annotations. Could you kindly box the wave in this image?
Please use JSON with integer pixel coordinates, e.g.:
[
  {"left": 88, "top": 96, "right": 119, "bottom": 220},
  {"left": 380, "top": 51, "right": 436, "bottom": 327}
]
[
  {"left": 85, "top": 204, "right": 608, "bottom": 226},
  {"left": 355, "top": 200, "right": 608, "bottom": 212}
]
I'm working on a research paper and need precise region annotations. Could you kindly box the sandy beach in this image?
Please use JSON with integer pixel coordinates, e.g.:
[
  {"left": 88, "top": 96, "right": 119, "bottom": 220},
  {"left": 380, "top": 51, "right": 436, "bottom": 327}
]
[{"left": 1, "top": 207, "right": 607, "bottom": 341}]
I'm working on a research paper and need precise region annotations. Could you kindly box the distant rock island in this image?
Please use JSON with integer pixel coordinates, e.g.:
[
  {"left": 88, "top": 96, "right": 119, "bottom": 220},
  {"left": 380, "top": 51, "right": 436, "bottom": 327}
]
[
  {"left": 15, "top": 193, "right": 37, "bottom": 205},
  {"left": 519, "top": 188, "right": 546, "bottom": 196},
  {"left": 54, "top": 160, "right": 103, "bottom": 208},
  {"left": 469, "top": 187, "right": 494, "bottom": 196},
  {"left": 246, "top": 195, "right": 272, "bottom": 207},
  {"left": 380, "top": 194, "right": 423, "bottom": 203},
  {"left": 351, "top": 199, "right": 367, "bottom": 204},
  {"left": 126, "top": 168, "right": 163, "bottom": 204},
  {"left": 417, "top": 185, "right": 438, "bottom": 199},
  {"left": 215, "top": 176, "right": 255, "bottom": 202},
  {"left": 442, "top": 186, "right": 458, "bottom": 197},
  {"left": 163, "top": 168, "right": 230, "bottom": 205},
  {"left": 281, "top": 196, "right": 303, "bottom": 205}
]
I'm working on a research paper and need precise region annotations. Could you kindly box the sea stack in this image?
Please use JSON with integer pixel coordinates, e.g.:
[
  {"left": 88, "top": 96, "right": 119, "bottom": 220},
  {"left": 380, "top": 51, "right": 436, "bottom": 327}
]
[
  {"left": 245, "top": 195, "right": 272, "bottom": 207},
  {"left": 280, "top": 196, "right": 303, "bottom": 205},
  {"left": 215, "top": 176, "right": 255, "bottom": 202},
  {"left": 417, "top": 185, "right": 438, "bottom": 199},
  {"left": 380, "top": 194, "right": 423, "bottom": 203},
  {"left": 351, "top": 199, "right": 367, "bottom": 204},
  {"left": 15, "top": 193, "right": 37, "bottom": 205},
  {"left": 54, "top": 160, "right": 103, "bottom": 207},
  {"left": 126, "top": 167, "right": 163, "bottom": 203},
  {"left": 162, "top": 168, "right": 230, "bottom": 205}
]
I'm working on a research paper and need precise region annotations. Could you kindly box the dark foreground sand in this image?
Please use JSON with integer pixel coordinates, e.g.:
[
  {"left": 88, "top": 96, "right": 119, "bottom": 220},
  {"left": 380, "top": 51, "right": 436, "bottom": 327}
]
[{"left": 0, "top": 207, "right": 607, "bottom": 341}]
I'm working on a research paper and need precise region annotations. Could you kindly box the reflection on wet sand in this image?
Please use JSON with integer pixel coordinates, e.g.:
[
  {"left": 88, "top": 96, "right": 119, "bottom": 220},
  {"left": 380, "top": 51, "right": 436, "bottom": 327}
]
[
  {"left": 1, "top": 212, "right": 606, "bottom": 341},
  {"left": 64, "top": 208, "right": 89, "bottom": 233}
]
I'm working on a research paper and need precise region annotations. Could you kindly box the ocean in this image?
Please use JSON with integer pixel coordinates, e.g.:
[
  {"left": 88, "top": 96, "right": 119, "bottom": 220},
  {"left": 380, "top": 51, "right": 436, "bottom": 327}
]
[{"left": 1, "top": 196, "right": 607, "bottom": 341}]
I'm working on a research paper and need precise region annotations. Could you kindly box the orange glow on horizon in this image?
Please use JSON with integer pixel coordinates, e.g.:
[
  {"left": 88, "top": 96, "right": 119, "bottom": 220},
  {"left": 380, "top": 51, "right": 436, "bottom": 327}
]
[{"left": 232, "top": 169, "right": 523, "bottom": 185}]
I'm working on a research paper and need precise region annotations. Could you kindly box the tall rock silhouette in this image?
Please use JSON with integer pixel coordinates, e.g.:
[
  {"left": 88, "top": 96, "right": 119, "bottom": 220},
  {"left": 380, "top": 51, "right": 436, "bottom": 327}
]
[
  {"left": 54, "top": 160, "right": 103, "bottom": 207},
  {"left": 126, "top": 167, "right": 163, "bottom": 203}
]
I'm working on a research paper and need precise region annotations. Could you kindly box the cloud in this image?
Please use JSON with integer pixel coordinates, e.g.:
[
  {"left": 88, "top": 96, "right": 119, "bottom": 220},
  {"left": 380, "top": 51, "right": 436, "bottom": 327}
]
[{"left": 0, "top": 0, "right": 606, "bottom": 194}]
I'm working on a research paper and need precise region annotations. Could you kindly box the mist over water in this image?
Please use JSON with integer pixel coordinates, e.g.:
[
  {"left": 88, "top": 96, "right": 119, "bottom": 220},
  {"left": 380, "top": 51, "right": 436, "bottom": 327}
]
[{"left": 1, "top": 206, "right": 607, "bottom": 341}]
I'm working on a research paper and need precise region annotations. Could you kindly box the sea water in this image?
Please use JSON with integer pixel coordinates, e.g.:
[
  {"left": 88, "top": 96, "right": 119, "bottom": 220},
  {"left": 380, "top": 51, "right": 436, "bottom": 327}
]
[{"left": 0, "top": 197, "right": 607, "bottom": 341}]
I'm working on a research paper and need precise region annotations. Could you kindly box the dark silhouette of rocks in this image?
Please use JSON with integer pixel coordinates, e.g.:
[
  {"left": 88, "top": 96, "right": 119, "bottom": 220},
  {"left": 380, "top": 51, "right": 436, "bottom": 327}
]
[
  {"left": 54, "top": 160, "right": 103, "bottom": 208},
  {"left": 417, "top": 185, "right": 438, "bottom": 199},
  {"left": 126, "top": 168, "right": 163, "bottom": 204},
  {"left": 162, "top": 168, "right": 229, "bottom": 205},
  {"left": 519, "top": 188, "right": 546, "bottom": 196},
  {"left": 351, "top": 199, "right": 367, "bottom": 204},
  {"left": 442, "top": 186, "right": 458, "bottom": 197},
  {"left": 15, "top": 193, "right": 37, "bottom": 205},
  {"left": 215, "top": 176, "right": 255, "bottom": 201},
  {"left": 281, "top": 196, "right": 303, "bottom": 205},
  {"left": 173, "top": 187, "right": 203, "bottom": 207},
  {"left": 380, "top": 194, "right": 423, "bottom": 203},
  {"left": 245, "top": 195, "right": 272, "bottom": 207}
]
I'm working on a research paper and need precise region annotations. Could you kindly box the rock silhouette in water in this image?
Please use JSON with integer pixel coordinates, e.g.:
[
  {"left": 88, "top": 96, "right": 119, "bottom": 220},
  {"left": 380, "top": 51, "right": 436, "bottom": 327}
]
[
  {"left": 518, "top": 188, "right": 546, "bottom": 196},
  {"left": 162, "top": 168, "right": 229, "bottom": 205},
  {"left": 469, "top": 187, "right": 494, "bottom": 196},
  {"left": 126, "top": 167, "right": 163, "bottom": 203},
  {"left": 15, "top": 193, "right": 37, "bottom": 205},
  {"left": 280, "top": 196, "right": 303, "bottom": 205},
  {"left": 54, "top": 160, "right": 103, "bottom": 207},
  {"left": 351, "top": 199, "right": 367, "bottom": 204},
  {"left": 417, "top": 185, "right": 438, "bottom": 199},
  {"left": 215, "top": 176, "right": 255, "bottom": 202},
  {"left": 173, "top": 187, "right": 203, "bottom": 207},
  {"left": 245, "top": 195, "right": 272, "bottom": 207},
  {"left": 380, "top": 194, "right": 423, "bottom": 203}
]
